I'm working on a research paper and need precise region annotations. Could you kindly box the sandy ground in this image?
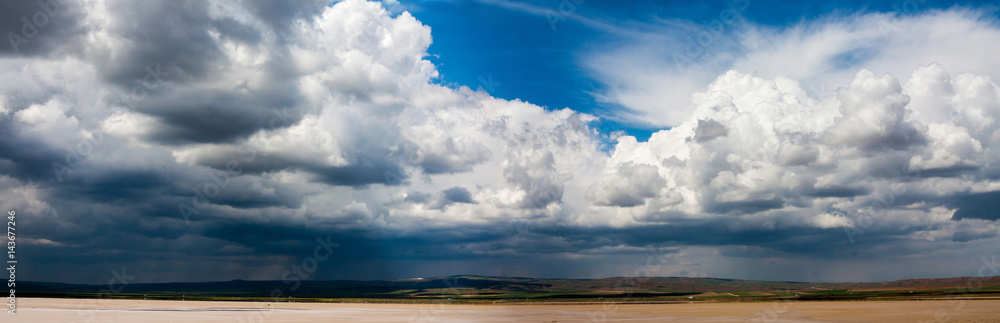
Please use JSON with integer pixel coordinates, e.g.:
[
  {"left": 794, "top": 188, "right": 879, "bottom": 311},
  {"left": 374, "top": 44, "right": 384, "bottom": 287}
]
[{"left": 6, "top": 298, "right": 1000, "bottom": 322}]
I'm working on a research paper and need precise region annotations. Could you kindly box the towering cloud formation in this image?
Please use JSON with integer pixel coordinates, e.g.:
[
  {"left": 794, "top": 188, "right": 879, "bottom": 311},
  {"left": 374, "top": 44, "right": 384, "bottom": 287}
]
[
  {"left": 0, "top": 0, "right": 997, "bottom": 282},
  {"left": 603, "top": 67, "right": 999, "bottom": 227}
]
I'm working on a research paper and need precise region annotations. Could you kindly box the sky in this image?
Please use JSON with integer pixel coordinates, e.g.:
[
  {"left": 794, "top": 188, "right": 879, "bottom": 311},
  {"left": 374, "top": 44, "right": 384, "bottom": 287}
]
[{"left": 1, "top": 0, "right": 1000, "bottom": 284}]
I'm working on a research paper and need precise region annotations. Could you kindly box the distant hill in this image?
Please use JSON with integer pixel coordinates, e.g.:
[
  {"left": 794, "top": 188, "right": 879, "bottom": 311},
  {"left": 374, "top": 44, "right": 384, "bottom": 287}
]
[{"left": 18, "top": 275, "right": 1000, "bottom": 302}]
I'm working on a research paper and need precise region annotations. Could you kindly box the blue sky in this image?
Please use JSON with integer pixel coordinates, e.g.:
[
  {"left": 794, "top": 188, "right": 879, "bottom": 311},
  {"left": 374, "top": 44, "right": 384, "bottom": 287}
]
[
  {"left": 3, "top": 0, "right": 1000, "bottom": 284},
  {"left": 403, "top": 0, "right": 999, "bottom": 140}
]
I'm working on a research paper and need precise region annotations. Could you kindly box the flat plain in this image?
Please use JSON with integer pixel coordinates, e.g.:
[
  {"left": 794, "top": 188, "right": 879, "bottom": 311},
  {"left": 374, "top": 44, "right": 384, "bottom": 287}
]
[{"left": 11, "top": 297, "right": 1000, "bottom": 322}]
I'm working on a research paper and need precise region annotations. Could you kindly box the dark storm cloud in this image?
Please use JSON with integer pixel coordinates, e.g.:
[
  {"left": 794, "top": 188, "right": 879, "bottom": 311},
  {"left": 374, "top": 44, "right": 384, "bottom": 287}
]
[
  {"left": 417, "top": 153, "right": 484, "bottom": 174},
  {"left": 516, "top": 211, "right": 938, "bottom": 258},
  {"left": 442, "top": 186, "right": 473, "bottom": 203},
  {"left": 139, "top": 88, "right": 302, "bottom": 145},
  {"left": 241, "top": 0, "right": 329, "bottom": 36},
  {"left": 0, "top": 0, "right": 87, "bottom": 56},
  {"left": 703, "top": 198, "right": 784, "bottom": 214},
  {"left": 0, "top": 125, "right": 70, "bottom": 182},
  {"left": 949, "top": 191, "right": 1000, "bottom": 221},
  {"left": 53, "top": 167, "right": 172, "bottom": 203},
  {"left": 810, "top": 185, "right": 871, "bottom": 198},
  {"left": 165, "top": 173, "right": 305, "bottom": 210},
  {"left": 175, "top": 142, "right": 411, "bottom": 187},
  {"left": 210, "top": 17, "right": 263, "bottom": 45},
  {"left": 92, "top": 0, "right": 226, "bottom": 85},
  {"left": 953, "top": 228, "right": 998, "bottom": 242},
  {"left": 402, "top": 191, "right": 430, "bottom": 203},
  {"left": 313, "top": 160, "right": 409, "bottom": 187},
  {"left": 89, "top": 0, "right": 324, "bottom": 89},
  {"left": 915, "top": 165, "right": 981, "bottom": 178}
]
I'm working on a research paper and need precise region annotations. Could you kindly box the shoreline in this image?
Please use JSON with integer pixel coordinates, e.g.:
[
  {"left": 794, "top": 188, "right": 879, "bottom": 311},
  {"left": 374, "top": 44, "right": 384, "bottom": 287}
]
[
  {"left": 10, "top": 297, "right": 1000, "bottom": 322},
  {"left": 15, "top": 295, "right": 1000, "bottom": 305}
]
